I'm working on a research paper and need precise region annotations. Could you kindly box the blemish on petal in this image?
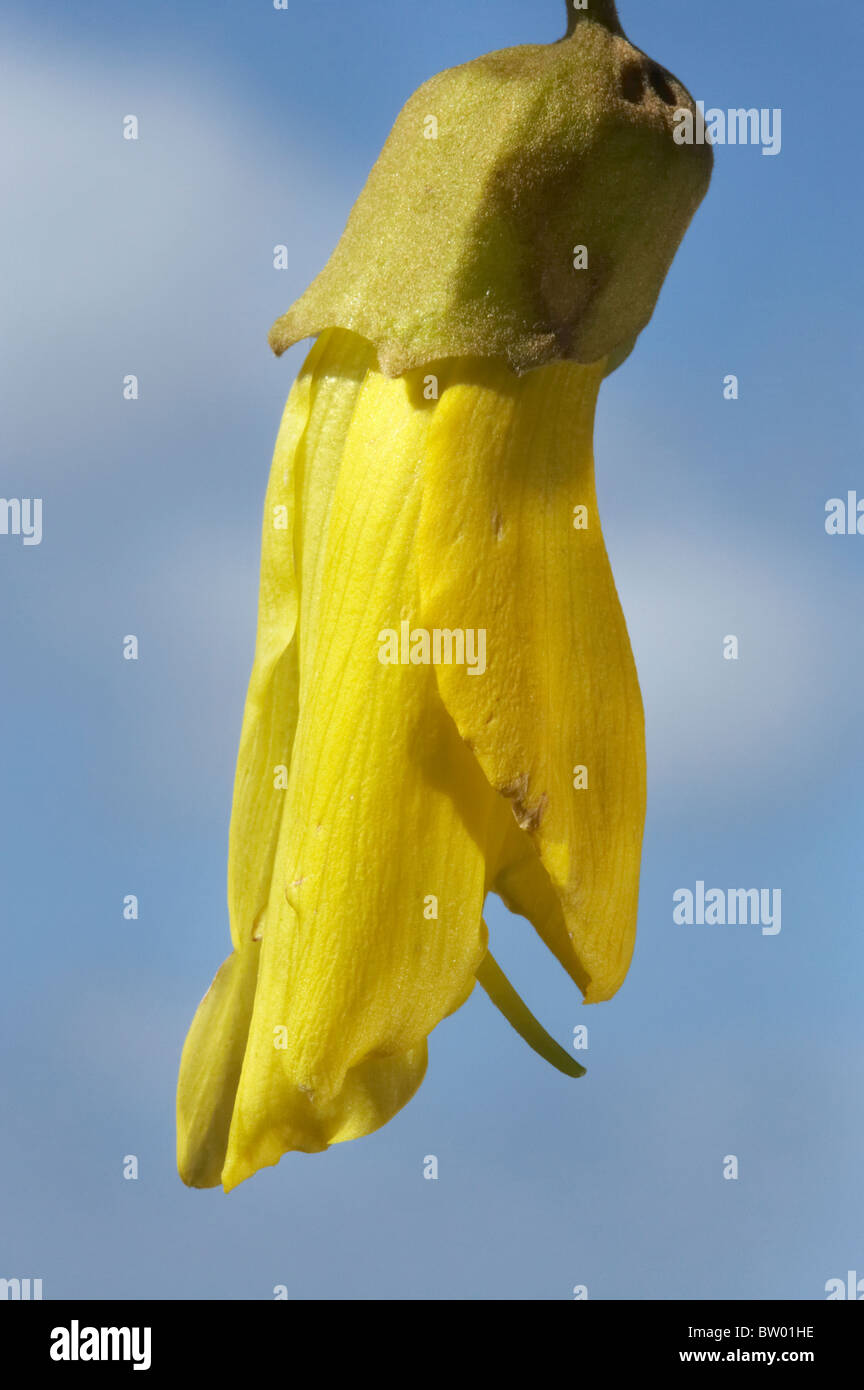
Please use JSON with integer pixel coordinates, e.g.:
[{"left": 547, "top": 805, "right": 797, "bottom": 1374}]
[{"left": 500, "top": 775, "right": 548, "bottom": 832}]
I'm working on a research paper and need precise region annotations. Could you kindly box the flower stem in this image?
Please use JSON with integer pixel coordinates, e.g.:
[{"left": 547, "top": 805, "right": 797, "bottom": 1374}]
[{"left": 565, "top": 0, "right": 623, "bottom": 38}]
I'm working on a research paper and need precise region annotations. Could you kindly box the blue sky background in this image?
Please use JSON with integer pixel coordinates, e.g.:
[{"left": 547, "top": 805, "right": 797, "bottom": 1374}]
[{"left": 1, "top": 0, "right": 861, "bottom": 1299}]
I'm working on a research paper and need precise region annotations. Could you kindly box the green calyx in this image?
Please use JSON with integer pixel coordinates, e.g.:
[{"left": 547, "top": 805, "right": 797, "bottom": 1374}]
[{"left": 270, "top": 2, "right": 712, "bottom": 376}]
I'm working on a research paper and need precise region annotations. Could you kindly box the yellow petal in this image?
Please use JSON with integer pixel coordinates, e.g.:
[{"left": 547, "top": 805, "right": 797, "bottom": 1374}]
[
  {"left": 183, "top": 332, "right": 512, "bottom": 1190},
  {"left": 227, "top": 329, "right": 373, "bottom": 950},
  {"left": 176, "top": 942, "right": 261, "bottom": 1188},
  {"left": 417, "top": 355, "right": 646, "bottom": 1003},
  {"left": 181, "top": 330, "right": 409, "bottom": 1186}
]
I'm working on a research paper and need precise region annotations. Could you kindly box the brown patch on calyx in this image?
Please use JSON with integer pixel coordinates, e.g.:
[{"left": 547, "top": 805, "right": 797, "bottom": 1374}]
[{"left": 501, "top": 774, "right": 548, "bottom": 832}]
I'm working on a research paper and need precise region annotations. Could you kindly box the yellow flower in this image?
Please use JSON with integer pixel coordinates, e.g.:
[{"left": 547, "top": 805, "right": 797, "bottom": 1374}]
[{"left": 177, "top": 0, "right": 711, "bottom": 1191}]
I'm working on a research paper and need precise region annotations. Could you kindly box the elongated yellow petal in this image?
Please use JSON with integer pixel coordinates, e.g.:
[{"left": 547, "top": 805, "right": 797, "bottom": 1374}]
[
  {"left": 180, "top": 332, "right": 393, "bottom": 1185},
  {"left": 181, "top": 331, "right": 516, "bottom": 1190},
  {"left": 176, "top": 943, "right": 261, "bottom": 1188},
  {"left": 227, "top": 330, "right": 373, "bottom": 950},
  {"left": 417, "top": 356, "right": 646, "bottom": 1003}
]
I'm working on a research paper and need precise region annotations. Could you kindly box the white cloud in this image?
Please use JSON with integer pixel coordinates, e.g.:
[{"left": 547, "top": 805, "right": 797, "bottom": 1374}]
[
  {"left": 612, "top": 529, "right": 855, "bottom": 811},
  {"left": 0, "top": 36, "right": 349, "bottom": 474}
]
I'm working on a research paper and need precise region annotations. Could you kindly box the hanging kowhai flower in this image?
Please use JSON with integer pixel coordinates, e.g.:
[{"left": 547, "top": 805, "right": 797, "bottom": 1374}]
[{"left": 177, "top": 0, "right": 712, "bottom": 1190}]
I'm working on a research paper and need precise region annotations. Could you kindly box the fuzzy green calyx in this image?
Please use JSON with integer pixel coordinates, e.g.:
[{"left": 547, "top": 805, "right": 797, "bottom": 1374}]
[{"left": 270, "top": 2, "right": 712, "bottom": 376}]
